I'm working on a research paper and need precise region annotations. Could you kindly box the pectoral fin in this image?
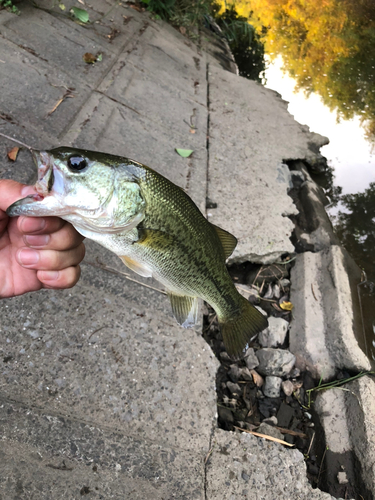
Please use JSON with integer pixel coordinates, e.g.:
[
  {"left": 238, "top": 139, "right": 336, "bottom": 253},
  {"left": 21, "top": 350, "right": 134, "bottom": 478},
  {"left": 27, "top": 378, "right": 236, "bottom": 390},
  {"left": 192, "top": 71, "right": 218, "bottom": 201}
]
[
  {"left": 210, "top": 223, "right": 237, "bottom": 259},
  {"left": 120, "top": 255, "right": 153, "bottom": 277},
  {"left": 168, "top": 293, "right": 199, "bottom": 328},
  {"left": 136, "top": 228, "right": 174, "bottom": 251}
]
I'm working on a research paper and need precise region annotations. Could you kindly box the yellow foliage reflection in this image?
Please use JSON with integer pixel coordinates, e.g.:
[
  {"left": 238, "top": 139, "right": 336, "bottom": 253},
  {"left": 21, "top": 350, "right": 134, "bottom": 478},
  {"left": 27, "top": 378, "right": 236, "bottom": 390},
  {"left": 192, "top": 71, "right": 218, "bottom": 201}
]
[{"left": 221, "top": 0, "right": 375, "bottom": 141}]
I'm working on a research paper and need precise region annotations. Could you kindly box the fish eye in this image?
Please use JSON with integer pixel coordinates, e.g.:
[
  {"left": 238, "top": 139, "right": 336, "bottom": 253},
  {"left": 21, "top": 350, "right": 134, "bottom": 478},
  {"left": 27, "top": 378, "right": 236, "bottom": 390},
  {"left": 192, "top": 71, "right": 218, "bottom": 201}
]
[{"left": 68, "top": 156, "right": 87, "bottom": 171}]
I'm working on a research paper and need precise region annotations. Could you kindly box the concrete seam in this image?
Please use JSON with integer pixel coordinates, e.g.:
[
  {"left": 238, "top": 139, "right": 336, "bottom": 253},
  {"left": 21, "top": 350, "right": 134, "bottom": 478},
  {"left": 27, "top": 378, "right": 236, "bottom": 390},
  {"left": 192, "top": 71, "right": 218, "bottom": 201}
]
[
  {"left": 0, "top": 392, "right": 198, "bottom": 455},
  {"left": 57, "top": 20, "right": 150, "bottom": 141},
  {"left": 205, "top": 62, "right": 210, "bottom": 217}
]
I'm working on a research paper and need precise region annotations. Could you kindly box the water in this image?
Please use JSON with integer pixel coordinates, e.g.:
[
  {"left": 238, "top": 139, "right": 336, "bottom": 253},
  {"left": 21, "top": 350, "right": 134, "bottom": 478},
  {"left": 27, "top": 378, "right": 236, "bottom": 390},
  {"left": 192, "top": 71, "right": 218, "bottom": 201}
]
[{"left": 236, "top": 1, "right": 375, "bottom": 361}]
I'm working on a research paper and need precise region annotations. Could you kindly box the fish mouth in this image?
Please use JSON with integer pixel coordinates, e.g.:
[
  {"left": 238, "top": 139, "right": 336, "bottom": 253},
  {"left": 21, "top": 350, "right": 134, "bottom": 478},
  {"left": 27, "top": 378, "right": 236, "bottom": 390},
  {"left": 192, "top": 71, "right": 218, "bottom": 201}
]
[{"left": 31, "top": 149, "right": 53, "bottom": 196}]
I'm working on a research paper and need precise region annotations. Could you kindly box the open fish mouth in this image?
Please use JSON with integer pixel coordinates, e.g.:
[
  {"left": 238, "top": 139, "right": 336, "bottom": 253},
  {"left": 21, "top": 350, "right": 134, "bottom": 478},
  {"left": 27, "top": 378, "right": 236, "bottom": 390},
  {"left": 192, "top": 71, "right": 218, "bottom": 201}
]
[{"left": 32, "top": 149, "right": 55, "bottom": 195}]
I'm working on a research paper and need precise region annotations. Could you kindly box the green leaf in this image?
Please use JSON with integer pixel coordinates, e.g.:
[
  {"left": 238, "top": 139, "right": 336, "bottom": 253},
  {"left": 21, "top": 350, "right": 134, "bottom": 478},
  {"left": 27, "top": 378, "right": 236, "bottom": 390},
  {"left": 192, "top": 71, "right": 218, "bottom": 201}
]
[
  {"left": 141, "top": 0, "right": 150, "bottom": 4},
  {"left": 175, "top": 148, "right": 193, "bottom": 158},
  {"left": 59, "top": 3, "right": 66, "bottom": 10},
  {"left": 71, "top": 7, "right": 89, "bottom": 23},
  {"left": 96, "top": 53, "right": 102, "bottom": 62}
]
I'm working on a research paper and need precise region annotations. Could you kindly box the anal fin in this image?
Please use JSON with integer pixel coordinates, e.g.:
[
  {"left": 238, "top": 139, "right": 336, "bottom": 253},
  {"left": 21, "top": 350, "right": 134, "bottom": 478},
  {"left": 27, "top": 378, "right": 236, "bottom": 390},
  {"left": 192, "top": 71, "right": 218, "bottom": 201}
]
[
  {"left": 168, "top": 293, "right": 199, "bottom": 328},
  {"left": 120, "top": 255, "right": 153, "bottom": 278}
]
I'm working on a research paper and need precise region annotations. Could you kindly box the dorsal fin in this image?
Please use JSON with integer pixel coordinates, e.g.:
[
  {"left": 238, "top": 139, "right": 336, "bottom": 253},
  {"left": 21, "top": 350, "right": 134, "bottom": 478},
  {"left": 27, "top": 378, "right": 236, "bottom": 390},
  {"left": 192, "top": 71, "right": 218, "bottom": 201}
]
[{"left": 210, "top": 223, "right": 237, "bottom": 259}]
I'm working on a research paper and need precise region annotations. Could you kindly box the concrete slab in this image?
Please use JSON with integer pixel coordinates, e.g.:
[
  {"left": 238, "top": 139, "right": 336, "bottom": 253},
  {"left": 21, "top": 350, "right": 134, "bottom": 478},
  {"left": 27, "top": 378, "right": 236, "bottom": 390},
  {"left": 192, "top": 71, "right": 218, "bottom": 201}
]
[
  {"left": 206, "top": 64, "right": 328, "bottom": 264},
  {"left": 0, "top": 399, "right": 205, "bottom": 499},
  {"left": 0, "top": 278, "right": 218, "bottom": 453},
  {"left": 289, "top": 247, "right": 371, "bottom": 379},
  {"left": 206, "top": 429, "right": 338, "bottom": 500},
  {"left": 60, "top": 90, "right": 208, "bottom": 210},
  {"left": 345, "top": 376, "right": 375, "bottom": 496},
  {"left": 0, "top": 3, "right": 142, "bottom": 88}
]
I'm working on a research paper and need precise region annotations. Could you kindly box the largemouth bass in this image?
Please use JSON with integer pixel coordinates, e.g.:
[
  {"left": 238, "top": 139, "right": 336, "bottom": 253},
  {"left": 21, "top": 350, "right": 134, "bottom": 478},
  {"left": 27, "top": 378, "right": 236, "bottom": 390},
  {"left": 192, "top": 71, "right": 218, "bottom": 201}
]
[{"left": 7, "top": 147, "right": 268, "bottom": 358}]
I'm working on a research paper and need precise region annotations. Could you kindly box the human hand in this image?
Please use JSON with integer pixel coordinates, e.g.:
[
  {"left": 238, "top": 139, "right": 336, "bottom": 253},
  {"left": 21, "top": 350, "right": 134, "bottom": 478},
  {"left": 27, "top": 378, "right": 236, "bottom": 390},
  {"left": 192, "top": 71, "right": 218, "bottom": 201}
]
[{"left": 0, "top": 179, "right": 85, "bottom": 298}]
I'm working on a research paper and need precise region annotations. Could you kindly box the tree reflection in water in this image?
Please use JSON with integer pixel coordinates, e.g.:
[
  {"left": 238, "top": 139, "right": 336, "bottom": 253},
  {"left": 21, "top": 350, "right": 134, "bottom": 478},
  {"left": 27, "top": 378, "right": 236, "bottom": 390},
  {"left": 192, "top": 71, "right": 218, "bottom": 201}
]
[{"left": 334, "top": 182, "right": 375, "bottom": 282}]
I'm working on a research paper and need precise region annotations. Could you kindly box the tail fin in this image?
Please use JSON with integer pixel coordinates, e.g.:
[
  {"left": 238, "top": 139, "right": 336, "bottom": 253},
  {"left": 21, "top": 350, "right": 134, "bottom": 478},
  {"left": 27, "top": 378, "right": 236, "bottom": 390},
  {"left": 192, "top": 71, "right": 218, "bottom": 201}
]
[{"left": 221, "top": 296, "right": 268, "bottom": 359}]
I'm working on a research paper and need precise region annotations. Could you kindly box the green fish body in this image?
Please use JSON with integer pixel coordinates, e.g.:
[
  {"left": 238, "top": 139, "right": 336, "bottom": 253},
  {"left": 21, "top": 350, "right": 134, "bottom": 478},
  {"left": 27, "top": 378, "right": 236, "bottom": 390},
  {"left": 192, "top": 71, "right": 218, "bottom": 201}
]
[{"left": 7, "top": 147, "right": 268, "bottom": 358}]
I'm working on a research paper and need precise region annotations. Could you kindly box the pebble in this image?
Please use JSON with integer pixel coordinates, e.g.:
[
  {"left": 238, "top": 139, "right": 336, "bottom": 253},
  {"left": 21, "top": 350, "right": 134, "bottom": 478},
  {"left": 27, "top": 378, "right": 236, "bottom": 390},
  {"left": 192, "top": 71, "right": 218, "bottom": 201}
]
[
  {"left": 257, "top": 422, "right": 284, "bottom": 441},
  {"left": 244, "top": 348, "right": 259, "bottom": 369},
  {"left": 218, "top": 406, "right": 234, "bottom": 423},
  {"left": 228, "top": 364, "right": 241, "bottom": 382},
  {"left": 227, "top": 381, "right": 241, "bottom": 395},
  {"left": 219, "top": 351, "right": 231, "bottom": 362},
  {"left": 281, "top": 380, "right": 294, "bottom": 397},
  {"left": 235, "top": 283, "right": 259, "bottom": 302},
  {"left": 240, "top": 367, "right": 253, "bottom": 381},
  {"left": 263, "top": 376, "right": 282, "bottom": 398},
  {"left": 255, "top": 348, "right": 296, "bottom": 377},
  {"left": 337, "top": 471, "right": 349, "bottom": 485},
  {"left": 258, "top": 317, "right": 289, "bottom": 347},
  {"left": 262, "top": 416, "right": 278, "bottom": 426}
]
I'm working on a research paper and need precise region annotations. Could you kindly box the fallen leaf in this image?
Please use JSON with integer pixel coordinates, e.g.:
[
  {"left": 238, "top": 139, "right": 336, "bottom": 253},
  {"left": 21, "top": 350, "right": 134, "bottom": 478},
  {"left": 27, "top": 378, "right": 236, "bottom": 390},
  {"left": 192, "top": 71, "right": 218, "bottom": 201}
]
[
  {"left": 130, "top": 4, "right": 142, "bottom": 12},
  {"left": 83, "top": 52, "right": 97, "bottom": 64},
  {"left": 59, "top": 3, "right": 66, "bottom": 10},
  {"left": 7, "top": 146, "right": 19, "bottom": 161},
  {"left": 189, "top": 129, "right": 196, "bottom": 134},
  {"left": 249, "top": 369, "right": 264, "bottom": 388},
  {"left": 71, "top": 7, "right": 89, "bottom": 23},
  {"left": 175, "top": 148, "right": 193, "bottom": 158},
  {"left": 280, "top": 301, "right": 294, "bottom": 311}
]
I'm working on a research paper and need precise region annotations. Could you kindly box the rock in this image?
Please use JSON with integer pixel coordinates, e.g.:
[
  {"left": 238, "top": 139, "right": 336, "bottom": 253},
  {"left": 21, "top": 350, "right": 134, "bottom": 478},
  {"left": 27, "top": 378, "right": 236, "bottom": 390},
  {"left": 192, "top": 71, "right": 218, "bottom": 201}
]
[
  {"left": 337, "top": 471, "right": 348, "bottom": 485},
  {"left": 257, "top": 422, "right": 284, "bottom": 441},
  {"left": 244, "top": 348, "right": 259, "bottom": 369},
  {"left": 276, "top": 402, "right": 295, "bottom": 428},
  {"left": 239, "top": 367, "right": 253, "bottom": 381},
  {"left": 281, "top": 380, "right": 294, "bottom": 397},
  {"left": 219, "top": 351, "right": 231, "bottom": 362},
  {"left": 258, "top": 317, "right": 289, "bottom": 347},
  {"left": 263, "top": 283, "right": 273, "bottom": 299},
  {"left": 263, "top": 376, "right": 282, "bottom": 398},
  {"left": 227, "top": 381, "right": 241, "bottom": 396},
  {"left": 218, "top": 406, "right": 234, "bottom": 423},
  {"left": 235, "top": 283, "right": 259, "bottom": 302},
  {"left": 279, "top": 278, "right": 290, "bottom": 288},
  {"left": 263, "top": 416, "right": 278, "bottom": 426},
  {"left": 228, "top": 364, "right": 241, "bottom": 382},
  {"left": 255, "top": 348, "right": 296, "bottom": 377},
  {"left": 258, "top": 398, "right": 281, "bottom": 419},
  {"left": 290, "top": 169, "right": 305, "bottom": 188}
]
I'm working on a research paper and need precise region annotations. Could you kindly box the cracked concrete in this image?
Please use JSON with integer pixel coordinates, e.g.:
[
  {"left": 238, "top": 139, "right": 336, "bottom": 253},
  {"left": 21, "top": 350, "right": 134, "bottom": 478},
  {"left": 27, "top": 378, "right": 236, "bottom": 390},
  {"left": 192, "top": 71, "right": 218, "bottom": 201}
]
[{"left": 0, "top": 2, "right": 373, "bottom": 499}]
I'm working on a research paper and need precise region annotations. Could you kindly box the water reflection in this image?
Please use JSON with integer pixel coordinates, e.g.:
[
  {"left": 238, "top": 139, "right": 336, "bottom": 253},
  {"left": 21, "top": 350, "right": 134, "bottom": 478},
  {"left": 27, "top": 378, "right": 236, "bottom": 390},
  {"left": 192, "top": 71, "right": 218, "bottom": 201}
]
[
  {"left": 232, "top": 0, "right": 375, "bottom": 144},
  {"left": 334, "top": 183, "right": 375, "bottom": 282},
  {"left": 218, "top": 1, "right": 375, "bottom": 358}
]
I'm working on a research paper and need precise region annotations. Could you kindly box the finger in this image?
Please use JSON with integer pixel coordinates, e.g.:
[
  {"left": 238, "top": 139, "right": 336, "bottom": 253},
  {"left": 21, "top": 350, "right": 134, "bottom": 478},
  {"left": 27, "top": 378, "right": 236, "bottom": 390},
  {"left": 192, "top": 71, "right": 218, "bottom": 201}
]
[
  {"left": 0, "top": 179, "right": 35, "bottom": 212},
  {"left": 16, "top": 242, "right": 86, "bottom": 270},
  {"left": 37, "top": 265, "right": 82, "bottom": 290},
  {"left": 18, "top": 215, "right": 64, "bottom": 235},
  {"left": 23, "top": 221, "right": 84, "bottom": 250}
]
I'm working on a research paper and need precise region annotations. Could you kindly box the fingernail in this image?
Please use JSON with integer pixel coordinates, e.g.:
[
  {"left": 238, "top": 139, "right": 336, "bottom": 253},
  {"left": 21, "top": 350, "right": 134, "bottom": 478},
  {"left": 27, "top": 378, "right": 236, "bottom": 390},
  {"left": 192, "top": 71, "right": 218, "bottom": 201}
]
[
  {"left": 20, "top": 217, "right": 46, "bottom": 233},
  {"left": 39, "top": 271, "right": 59, "bottom": 281},
  {"left": 24, "top": 234, "right": 50, "bottom": 247},
  {"left": 17, "top": 248, "right": 40, "bottom": 266},
  {"left": 21, "top": 185, "right": 37, "bottom": 196}
]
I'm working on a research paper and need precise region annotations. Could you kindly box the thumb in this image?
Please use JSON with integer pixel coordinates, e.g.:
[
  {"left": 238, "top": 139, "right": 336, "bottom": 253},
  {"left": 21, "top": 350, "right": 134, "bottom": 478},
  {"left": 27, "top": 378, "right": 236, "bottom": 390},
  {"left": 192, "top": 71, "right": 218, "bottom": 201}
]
[{"left": 0, "top": 179, "right": 36, "bottom": 213}]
